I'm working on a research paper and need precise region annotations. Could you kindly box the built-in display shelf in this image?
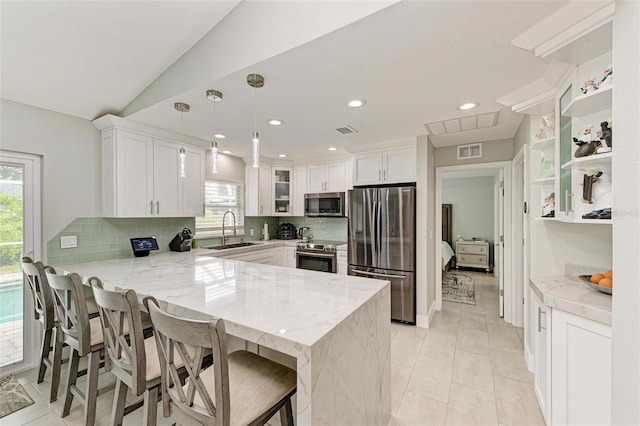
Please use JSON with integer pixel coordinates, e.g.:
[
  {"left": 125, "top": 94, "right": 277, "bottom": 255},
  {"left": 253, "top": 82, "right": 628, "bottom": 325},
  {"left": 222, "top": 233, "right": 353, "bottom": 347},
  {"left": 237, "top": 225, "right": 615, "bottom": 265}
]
[
  {"left": 561, "top": 85, "right": 613, "bottom": 117},
  {"left": 558, "top": 217, "right": 612, "bottom": 225},
  {"left": 560, "top": 152, "right": 612, "bottom": 170},
  {"left": 530, "top": 137, "right": 555, "bottom": 151},
  {"left": 534, "top": 217, "right": 557, "bottom": 222},
  {"left": 532, "top": 177, "right": 555, "bottom": 185}
]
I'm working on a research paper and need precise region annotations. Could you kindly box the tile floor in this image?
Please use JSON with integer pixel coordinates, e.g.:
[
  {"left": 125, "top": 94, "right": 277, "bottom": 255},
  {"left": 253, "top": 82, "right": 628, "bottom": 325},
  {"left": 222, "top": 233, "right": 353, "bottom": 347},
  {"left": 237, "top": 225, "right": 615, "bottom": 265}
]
[{"left": 5, "top": 271, "right": 544, "bottom": 426}]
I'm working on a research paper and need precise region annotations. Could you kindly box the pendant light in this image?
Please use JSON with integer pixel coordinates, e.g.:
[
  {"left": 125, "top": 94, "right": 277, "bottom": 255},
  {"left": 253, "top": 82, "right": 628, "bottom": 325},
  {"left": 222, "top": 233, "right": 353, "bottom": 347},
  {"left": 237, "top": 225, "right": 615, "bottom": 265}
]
[
  {"left": 206, "top": 90, "right": 223, "bottom": 174},
  {"left": 174, "top": 102, "right": 190, "bottom": 178},
  {"left": 247, "top": 74, "right": 264, "bottom": 168}
]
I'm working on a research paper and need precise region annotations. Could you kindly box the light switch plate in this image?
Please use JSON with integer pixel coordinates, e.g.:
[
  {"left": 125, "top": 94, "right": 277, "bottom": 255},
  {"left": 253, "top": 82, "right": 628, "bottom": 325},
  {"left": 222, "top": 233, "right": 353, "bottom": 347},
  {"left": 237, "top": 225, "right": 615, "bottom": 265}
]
[{"left": 61, "top": 235, "right": 77, "bottom": 249}]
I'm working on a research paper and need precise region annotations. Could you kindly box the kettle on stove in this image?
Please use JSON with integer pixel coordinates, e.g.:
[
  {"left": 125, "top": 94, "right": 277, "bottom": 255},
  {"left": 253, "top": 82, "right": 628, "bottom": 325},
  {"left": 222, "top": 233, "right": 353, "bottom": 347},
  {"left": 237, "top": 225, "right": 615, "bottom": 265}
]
[{"left": 297, "top": 227, "right": 312, "bottom": 242}]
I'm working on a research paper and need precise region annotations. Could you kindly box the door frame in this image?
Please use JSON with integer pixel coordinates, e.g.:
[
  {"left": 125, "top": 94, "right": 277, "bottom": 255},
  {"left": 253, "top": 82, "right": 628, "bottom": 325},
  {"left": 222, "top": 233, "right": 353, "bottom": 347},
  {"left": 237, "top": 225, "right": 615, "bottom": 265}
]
[
  {"left": 435, "top": 160, "right": 514, "bottom": 322},
  {"left": 512, "top": 146, "right": 527, "bottom": 328},
  {"left": 0, "top": 150, "right": 42, "bottom": 375}
]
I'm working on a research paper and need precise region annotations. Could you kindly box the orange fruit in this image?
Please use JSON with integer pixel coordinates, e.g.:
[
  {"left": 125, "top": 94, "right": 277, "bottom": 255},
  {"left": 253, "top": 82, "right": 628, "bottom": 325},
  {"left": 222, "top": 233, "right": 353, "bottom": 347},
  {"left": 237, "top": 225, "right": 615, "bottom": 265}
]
[
  {"left": 599, "top": 278, "right": 612, "bottom": 288},
  {"left": 604, "top": 270, "right": 613, "bottom": 279},
  {"left": 591, "top": 274, "right": 605, "bottom": 284}
]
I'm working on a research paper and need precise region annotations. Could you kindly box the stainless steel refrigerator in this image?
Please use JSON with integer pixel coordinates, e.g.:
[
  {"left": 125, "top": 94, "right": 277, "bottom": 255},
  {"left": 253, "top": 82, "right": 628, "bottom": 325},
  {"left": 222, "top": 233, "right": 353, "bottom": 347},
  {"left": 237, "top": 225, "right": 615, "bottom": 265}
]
[{"left": 348, "top": 185, "right": 416, "bottom": 324}]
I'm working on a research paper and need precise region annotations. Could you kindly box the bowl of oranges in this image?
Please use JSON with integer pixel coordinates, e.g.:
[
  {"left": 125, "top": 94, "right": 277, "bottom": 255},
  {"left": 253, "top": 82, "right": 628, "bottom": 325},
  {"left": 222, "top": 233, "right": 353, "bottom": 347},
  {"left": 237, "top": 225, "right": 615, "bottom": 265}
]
[{"left": 578, "top": 270, "right": 613, "bottom": 294}]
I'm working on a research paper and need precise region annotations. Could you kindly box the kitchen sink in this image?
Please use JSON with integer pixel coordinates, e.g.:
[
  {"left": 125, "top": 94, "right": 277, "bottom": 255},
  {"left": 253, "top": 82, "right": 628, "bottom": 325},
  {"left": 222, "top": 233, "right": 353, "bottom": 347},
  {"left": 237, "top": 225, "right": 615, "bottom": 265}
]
[{"left": 204, "top": 242, "right": 258, "bottom": 250}]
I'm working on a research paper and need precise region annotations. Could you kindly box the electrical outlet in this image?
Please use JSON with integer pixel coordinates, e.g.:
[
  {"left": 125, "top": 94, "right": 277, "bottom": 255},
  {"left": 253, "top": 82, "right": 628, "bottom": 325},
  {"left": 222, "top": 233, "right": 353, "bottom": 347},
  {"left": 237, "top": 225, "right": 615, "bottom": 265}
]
[
  {"left": 250, "top": 228, "right": 254, "bottom": 236},
  {"left": 60, "top": 235, "right": 77, "bottom": 249}
]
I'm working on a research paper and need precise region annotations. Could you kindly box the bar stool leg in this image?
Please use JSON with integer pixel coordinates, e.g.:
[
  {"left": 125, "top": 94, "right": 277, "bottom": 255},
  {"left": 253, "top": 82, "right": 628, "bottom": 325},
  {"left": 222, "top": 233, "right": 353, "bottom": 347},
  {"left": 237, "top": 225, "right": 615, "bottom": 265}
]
[
  {"left": 37, "top": 327, "right": 53, "bottom": 383},
  {"left": 142, "top": 386, "right": 158, "bottom": 426},
  {"left": 84, "top": 351, "right": 101, "bottom": 426},
  {"left": 280, "top": 399, "right": 294, "bottom": 426},
  {"left": 50, "top": 327, "right": 63, "bottom": 403},
  {"left": 62, "top": 349, "right": 80, "bottom": 417},
  {"left": 111, "top": 379, "right": 128, "bottom": 426}
]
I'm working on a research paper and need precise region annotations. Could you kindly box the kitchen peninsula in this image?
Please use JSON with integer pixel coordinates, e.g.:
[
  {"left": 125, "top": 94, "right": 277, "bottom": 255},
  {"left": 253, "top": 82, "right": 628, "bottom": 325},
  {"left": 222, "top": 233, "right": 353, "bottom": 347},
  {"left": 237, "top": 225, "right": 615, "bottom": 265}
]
[{"left": 58, "top": 250, "right": 391, "bottom": 425}]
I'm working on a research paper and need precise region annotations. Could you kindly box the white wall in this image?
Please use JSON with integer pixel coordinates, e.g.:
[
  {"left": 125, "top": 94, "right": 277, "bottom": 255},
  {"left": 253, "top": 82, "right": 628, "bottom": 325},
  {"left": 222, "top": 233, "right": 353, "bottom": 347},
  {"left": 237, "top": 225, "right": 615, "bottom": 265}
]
[
  {"left": 611, "top": 1, "right": 640, "bottom": 423},
  {"left": 435, "top": 138, "right": 514, "bottom": 167},
  {"left": 416, "top": 135, "right": 436, "bottom": 328},
  {"left": 205, "top": 150, "right": 245, "bottom": 182},
  {"left": 442, "top": 176, "right": 495, "bottom": 243},
  {"left": 0, "top": 99, "right": 101, "bottom": 259}
]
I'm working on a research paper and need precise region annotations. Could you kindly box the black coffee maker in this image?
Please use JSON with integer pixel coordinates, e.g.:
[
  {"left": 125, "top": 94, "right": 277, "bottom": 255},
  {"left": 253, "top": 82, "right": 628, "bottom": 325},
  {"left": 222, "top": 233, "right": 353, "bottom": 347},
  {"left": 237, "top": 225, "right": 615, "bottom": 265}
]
[
  {"left": 169, "top": 227, "right": 193, "bottom": 252},
  {"left": 276, "top": 223, "right": 297, "bottom": 240}
]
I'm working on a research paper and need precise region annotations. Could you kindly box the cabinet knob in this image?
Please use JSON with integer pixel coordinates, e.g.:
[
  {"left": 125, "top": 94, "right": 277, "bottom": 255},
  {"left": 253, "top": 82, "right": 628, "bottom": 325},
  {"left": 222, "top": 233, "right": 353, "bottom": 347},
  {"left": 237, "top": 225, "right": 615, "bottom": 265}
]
[
  {"left": 150, "top": 201, "right": 154, "bottom": 215},
  {"left": 156, "top": 201, "right": 160, "bottom": 215}
]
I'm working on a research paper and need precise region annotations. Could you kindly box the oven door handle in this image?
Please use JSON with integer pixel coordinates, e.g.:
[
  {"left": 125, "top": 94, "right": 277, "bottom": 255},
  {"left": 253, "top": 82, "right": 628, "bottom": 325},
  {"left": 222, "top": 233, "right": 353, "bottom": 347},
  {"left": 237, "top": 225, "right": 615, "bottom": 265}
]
[
  {"left": 296, "top": 252, "right": 336, "bottom": 259},
  {"left": 351, "top": 269, "right": 407, "bottom": 280}
]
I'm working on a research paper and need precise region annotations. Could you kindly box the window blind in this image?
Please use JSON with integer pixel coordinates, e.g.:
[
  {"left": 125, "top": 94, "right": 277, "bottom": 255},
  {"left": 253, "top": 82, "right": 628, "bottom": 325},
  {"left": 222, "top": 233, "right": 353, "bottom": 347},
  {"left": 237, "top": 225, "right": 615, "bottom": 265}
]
[{"left": 196, "top": 181, "right": 245, "bottom": 233}]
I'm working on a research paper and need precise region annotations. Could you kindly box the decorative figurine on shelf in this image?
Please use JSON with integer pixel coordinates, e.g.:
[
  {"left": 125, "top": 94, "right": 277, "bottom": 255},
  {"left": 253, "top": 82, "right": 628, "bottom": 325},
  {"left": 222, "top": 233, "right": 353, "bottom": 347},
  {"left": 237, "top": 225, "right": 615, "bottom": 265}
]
[
  {"left": 542, "top": 192, "right": 555, "bottom": 218},
  {"left": 595, "top": 120, "right": 613, "bottom": 153},
  {"left": 533, "top": 112, "right": 556, "bottom": 140},
  {"left": 582, "top": 170, "right": 603, "bottom": 203},
  {"left": 600, "top": 65, "right": 613, "bottom": 87},
  {"left": 581, "top": 77, "right": 598, "bottom": 94},
  {"left": 573, "top": 125, "right": 597, "bottom": 157}
]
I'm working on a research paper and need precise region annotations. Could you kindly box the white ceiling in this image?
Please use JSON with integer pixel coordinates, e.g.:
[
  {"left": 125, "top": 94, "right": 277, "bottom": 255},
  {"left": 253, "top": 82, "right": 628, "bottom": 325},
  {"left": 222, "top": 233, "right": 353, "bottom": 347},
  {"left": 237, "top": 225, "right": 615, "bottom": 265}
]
[
  {"left": 0, "top": 1, "right": 239, "bottom": 119},
  {"left": 1, "top": 1, "right": 567, "bottom": 160}
]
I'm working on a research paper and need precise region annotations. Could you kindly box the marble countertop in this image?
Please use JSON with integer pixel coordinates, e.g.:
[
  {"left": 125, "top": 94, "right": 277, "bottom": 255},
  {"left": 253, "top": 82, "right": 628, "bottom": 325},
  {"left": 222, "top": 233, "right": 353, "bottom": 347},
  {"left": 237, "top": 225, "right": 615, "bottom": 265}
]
[
  {"left": 57, "top": 250, "right": 387, "bottom": 353},
  {"left": 198, "top": 239, "right": 348, "bottom": 257},
  {"left": 529, "top": 274, "right": 612, "bottom": 325}
]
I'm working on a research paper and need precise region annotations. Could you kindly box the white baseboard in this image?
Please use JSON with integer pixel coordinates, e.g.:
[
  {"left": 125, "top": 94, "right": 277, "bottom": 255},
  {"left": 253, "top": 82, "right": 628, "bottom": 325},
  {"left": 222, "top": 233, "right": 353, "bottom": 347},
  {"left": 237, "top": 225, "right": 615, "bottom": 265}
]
[{"left": 524, "top": 342, "right": 534, "bottom": 373}]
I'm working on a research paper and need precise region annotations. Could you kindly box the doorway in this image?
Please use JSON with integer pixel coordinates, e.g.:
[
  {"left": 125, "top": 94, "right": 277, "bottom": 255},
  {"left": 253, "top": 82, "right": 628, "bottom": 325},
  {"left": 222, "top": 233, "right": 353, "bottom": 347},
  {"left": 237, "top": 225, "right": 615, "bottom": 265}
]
[
  {"left": 0, "top": 151, "right": 41, "bottom": 375},
  {"left": 435, "top": 161, "right": 520, "bottom": 326}
]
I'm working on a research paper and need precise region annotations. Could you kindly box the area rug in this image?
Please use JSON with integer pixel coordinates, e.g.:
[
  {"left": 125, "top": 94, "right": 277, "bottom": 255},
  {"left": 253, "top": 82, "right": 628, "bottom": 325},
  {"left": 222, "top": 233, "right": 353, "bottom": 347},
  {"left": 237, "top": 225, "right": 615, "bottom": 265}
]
[
  {"left": 0, "top": 375, "right": 34, "bottom": 418},
  {"left": 442, "top": 271, "right": 476, "bottom": 305}
]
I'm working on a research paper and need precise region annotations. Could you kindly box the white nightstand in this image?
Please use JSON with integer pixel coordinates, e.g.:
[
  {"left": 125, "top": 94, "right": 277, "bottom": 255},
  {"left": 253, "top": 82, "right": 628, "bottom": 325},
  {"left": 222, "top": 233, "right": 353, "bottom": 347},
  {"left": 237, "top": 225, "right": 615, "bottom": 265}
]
[{"left": 455, "top": 240, "right": 490, "bottom": 272}]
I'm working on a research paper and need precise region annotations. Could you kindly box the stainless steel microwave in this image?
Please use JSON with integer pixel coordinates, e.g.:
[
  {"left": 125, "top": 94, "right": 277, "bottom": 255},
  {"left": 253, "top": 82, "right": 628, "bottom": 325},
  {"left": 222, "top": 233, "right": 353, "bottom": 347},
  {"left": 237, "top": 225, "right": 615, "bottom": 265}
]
[{"left": 304, "top": 192, "right": 345, "bottom": 217}]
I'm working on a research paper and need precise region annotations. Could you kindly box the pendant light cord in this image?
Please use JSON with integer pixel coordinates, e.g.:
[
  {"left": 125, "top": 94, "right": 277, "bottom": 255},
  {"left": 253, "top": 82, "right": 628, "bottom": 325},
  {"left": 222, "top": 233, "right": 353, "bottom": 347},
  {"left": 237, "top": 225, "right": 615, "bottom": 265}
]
[{"left": 253, "top": 86, "right": 257, "bottom": 133}]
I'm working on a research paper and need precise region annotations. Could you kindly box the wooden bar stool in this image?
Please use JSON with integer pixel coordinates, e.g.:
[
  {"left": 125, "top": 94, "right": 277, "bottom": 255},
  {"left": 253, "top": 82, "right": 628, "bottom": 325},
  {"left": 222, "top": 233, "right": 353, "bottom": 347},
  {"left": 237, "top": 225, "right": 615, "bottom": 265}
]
[
  {"left": 44, "top": 267, "right": 111, "bottom": 426},
  {"left": 90, "top": 277, "right": 165, "bottom": 425},
  {"left": 21, "top": 257, "right": 61, "bottom": 403},
  {"left": 143, "top": 296, "right": 297, "bottom": 426}
]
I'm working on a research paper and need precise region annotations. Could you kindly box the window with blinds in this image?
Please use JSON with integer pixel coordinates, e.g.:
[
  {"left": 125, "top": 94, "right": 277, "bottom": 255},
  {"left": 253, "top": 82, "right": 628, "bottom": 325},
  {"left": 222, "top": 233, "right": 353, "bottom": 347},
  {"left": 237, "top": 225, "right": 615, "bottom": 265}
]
[{"left": 195, "top": 181, "right": 245, "bottom": 234}]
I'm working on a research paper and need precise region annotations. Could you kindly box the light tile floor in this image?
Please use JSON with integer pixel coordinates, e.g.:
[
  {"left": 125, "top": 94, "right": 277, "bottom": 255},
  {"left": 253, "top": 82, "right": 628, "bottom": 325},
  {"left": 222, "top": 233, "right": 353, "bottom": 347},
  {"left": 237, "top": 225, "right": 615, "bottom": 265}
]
[{"left": 6, "top": 271, "right": 543, "bottom": 426}]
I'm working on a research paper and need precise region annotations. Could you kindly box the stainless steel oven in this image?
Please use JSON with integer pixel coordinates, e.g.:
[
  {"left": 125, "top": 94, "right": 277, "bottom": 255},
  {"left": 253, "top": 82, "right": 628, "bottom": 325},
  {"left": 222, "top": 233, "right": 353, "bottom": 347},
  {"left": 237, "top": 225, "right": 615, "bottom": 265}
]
[{"left": 296, "top": 241, "right": 338, "bottom": 273}]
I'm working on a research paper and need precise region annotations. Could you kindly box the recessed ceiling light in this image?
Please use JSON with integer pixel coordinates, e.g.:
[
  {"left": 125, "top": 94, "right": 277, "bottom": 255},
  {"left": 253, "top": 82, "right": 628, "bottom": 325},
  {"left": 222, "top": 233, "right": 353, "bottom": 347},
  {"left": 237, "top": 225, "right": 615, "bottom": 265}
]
[
  {"left": 347, "top": 99, "right": 366, "bottom": 108},
  {"left": 328, "top": 147, "right": 337, "bottom": 151},
  {"left": 278, "top": 154, "right": 287, "bottom": 158},
  {"left": 214, "top": 133, "right": 225, "bottom": 139},
  {"left": 222, "top": 150, "right": 232, "bottom": 154},
  {"left": 458, "top": 102, "right": 478, "bottom": 110},
  {"left": 268, "top": 119, "right": 284, "bottom": 126}
]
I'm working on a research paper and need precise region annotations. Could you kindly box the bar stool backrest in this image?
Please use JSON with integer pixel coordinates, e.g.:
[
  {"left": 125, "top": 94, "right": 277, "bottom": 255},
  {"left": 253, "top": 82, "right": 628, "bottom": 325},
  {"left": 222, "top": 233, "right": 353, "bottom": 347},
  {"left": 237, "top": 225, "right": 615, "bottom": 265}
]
[
  {"left": 21, "top": 257, "right": 55, "bottom": 330},
  {"left": 143, "top": 296, "right": 230, "bottom": 426},
  {"left": 90, "top": 278, "right": 147, "bottom": 396},
  {"left": 45, "top": 267, "right": 92, "bottom": 356}
]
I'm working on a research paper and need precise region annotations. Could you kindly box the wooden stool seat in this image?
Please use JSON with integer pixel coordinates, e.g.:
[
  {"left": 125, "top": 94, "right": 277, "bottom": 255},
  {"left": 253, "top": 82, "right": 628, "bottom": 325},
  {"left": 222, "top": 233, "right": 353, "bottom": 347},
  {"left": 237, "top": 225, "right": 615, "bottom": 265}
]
[{"left": 192, "top": 350, "right": 296, "bottom": 426}]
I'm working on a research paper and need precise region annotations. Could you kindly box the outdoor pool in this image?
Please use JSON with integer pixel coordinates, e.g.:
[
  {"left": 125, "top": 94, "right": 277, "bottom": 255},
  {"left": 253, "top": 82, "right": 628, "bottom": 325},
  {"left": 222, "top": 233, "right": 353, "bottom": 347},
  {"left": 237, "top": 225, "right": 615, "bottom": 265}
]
[{"left": 0, "top": 283, "right": 23, "bottom": 323}]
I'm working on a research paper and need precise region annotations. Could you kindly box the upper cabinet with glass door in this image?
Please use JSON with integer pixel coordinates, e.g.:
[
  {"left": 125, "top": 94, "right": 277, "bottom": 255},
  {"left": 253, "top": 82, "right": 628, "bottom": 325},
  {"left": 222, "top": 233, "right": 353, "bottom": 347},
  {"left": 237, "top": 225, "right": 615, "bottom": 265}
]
[
  {"left": 272, "top": 167, "right": 292, "bottom": 216},
  {"left": 556, "top": 50, "right": 613, "bottom": 224}
]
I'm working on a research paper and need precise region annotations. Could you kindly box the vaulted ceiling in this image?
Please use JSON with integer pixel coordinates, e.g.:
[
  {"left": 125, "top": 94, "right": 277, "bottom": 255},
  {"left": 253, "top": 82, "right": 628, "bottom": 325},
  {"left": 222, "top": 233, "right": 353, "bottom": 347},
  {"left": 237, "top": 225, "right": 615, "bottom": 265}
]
[{"left": 1, "top": 1, "right": 569, "bottom": 159}]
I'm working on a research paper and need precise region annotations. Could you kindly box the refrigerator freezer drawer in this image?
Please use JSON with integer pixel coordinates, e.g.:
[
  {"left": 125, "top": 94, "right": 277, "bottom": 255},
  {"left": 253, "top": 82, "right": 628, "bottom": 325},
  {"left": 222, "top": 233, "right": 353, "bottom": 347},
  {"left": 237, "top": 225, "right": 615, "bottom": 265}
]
[{"left": 348, "top": 266, "right": 415, "bottom": 324}]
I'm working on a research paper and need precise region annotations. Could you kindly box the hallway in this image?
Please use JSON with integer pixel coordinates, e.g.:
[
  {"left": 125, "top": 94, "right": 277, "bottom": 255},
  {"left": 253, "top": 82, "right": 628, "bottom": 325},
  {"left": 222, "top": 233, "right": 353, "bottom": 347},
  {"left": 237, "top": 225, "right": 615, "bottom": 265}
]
[{"left": 390, "top": 271, "right": 544, "bottom": 425}]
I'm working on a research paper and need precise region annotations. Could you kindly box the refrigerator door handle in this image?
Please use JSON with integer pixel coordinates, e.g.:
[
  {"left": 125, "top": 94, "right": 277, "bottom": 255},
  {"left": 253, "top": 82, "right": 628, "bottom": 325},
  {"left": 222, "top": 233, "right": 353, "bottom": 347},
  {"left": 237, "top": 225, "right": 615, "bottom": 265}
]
[{"left": 351, "top": 268, "right": 407, "bottom": 280}]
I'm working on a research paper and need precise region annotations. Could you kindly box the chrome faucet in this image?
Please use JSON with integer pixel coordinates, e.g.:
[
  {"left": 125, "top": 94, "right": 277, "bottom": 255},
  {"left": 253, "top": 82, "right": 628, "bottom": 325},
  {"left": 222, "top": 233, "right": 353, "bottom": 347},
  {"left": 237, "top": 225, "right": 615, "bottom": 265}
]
[{"left": 222, "top": 210, "right": 236, "bottom": 246}]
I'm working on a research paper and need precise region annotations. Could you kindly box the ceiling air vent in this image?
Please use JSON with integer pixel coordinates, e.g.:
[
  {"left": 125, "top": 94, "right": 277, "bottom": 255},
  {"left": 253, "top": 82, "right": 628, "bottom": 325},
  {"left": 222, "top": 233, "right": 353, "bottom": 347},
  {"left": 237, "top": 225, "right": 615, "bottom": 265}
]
[
  {"left": 336, "top": 125, "right": 358, "bottom": 135},
  {"left": 457, "top": 143, "right": 483, "bottom": 160}
]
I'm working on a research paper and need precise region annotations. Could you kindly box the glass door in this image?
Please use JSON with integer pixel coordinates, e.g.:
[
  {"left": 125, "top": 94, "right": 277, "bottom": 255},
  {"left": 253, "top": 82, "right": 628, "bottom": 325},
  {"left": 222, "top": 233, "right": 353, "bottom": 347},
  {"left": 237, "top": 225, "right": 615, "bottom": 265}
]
[
  {"left": 559, "top": 85, "right": 573, "bottom": 215},
  {"left": 272, "top": 168, "right": 291, "bottom": 215},
  {"left": 0, "top": 152, "right": 41, "bottom": 374}
]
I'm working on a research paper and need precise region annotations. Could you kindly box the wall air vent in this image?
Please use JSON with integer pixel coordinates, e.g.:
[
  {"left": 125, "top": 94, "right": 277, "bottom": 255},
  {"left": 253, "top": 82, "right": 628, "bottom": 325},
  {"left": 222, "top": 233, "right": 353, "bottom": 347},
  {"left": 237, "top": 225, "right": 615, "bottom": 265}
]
[
  {"left": 336, "top": 125, "right": 358, "bottom": 135},
  {"left": 457, "top": 143, "right": 483, "bottom": 160}
]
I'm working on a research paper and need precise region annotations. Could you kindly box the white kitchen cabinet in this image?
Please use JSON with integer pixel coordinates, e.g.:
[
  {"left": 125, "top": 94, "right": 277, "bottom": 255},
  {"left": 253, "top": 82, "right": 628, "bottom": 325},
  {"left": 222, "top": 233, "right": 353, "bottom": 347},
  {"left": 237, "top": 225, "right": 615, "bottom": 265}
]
[
  {"left": 101, "top": 128, "right": 205, "bottom": 218},
  {"left": 352, "top": 148, "right": 416, "bottom": 186},
  {"left": 284, "top": 246, "right": 297, "bottom": 269},
  {"left": 272, "top": 168, "right": 292, "bottom": 216},
  {"left": 551, "top": 309, "right": 611, "bottom": 426},
  {"left": 245, "top": 165, "right": 272, "bottom": 216},
  {"left": 293, "top": 166, "right": 307, "bottom": 217},
  {"left": 532, "top": 290, "right": 551, "bottom": 424},
  {"left": 307, "top": 161, "right": 347, "bottom": 193},
  {"left": 218, "top": 248, "right": 276, "bottom": 265}
]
